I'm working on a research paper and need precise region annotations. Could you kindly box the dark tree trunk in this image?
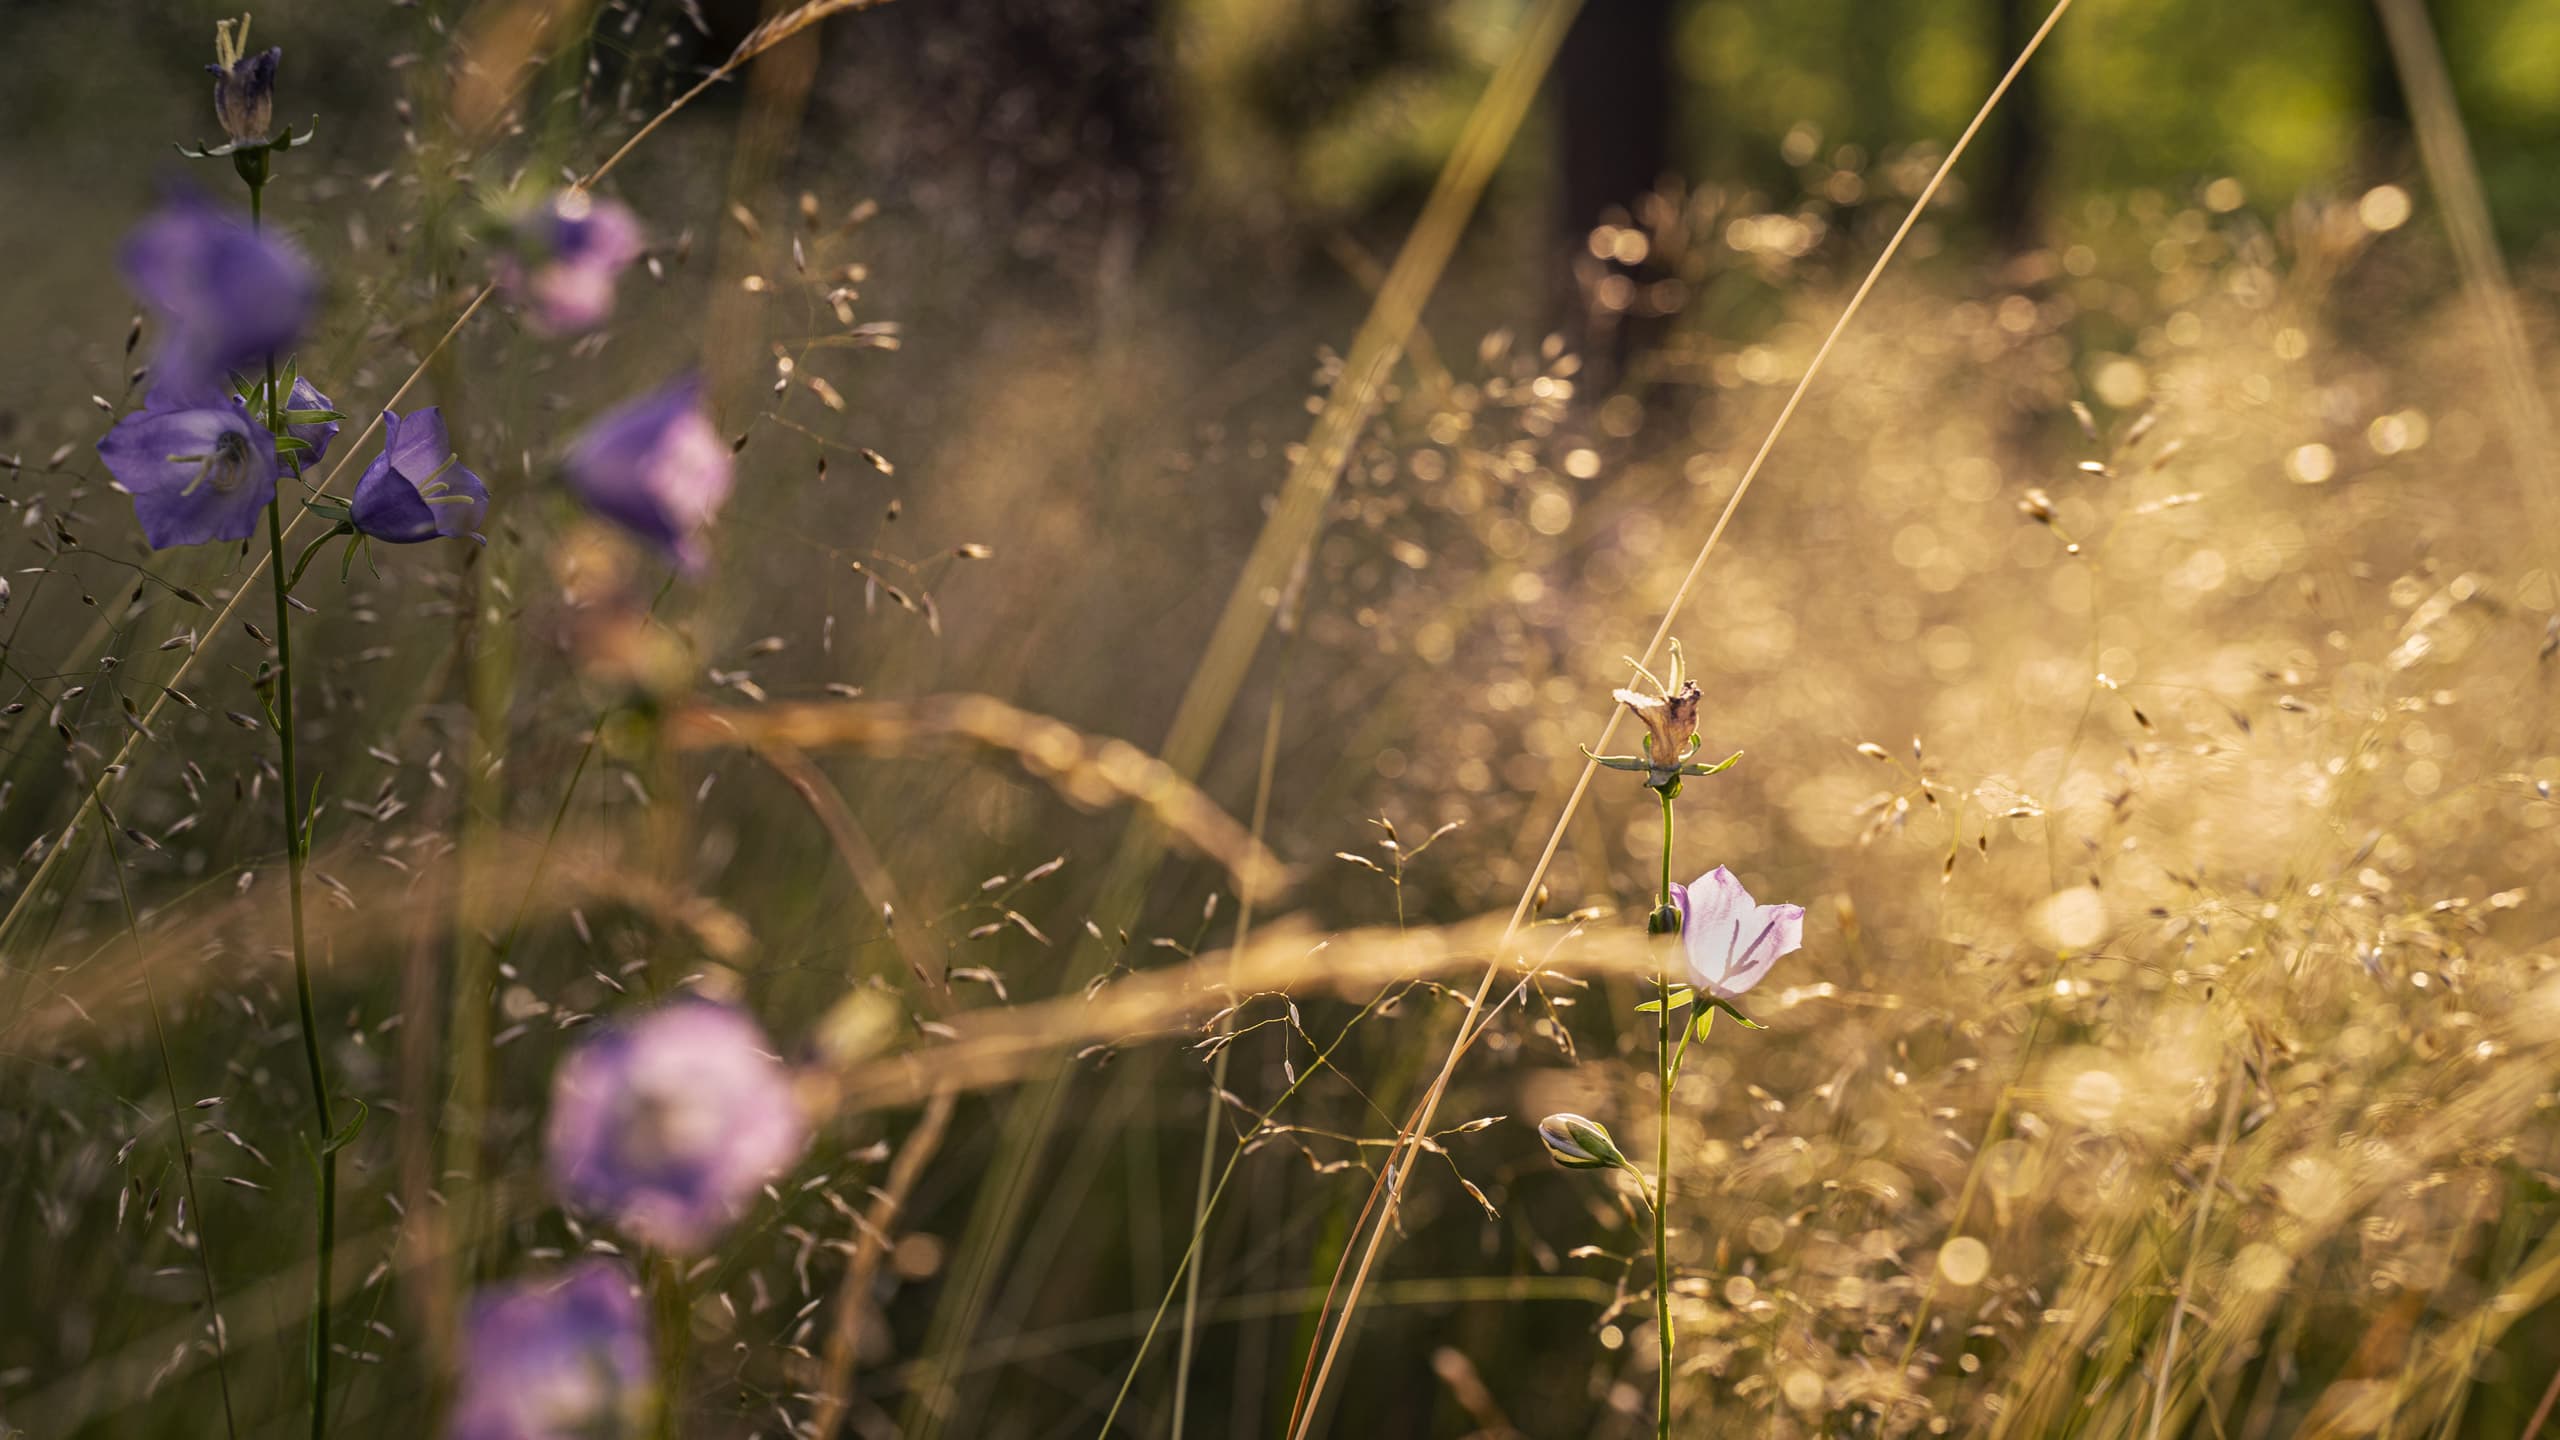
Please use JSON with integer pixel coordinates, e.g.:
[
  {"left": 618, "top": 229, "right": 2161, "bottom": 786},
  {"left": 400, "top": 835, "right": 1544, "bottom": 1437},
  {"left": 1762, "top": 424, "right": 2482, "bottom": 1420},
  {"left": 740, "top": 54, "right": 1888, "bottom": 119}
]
[
  {"left": 2359, "top": 0, "right": 2416, "bottom": 177},
  {"left": 1555, "top": 0, "right": 1677, "bottom": 393},
  {"left": 1987, "top": 0, "right": 2048, "bottom": 253}
]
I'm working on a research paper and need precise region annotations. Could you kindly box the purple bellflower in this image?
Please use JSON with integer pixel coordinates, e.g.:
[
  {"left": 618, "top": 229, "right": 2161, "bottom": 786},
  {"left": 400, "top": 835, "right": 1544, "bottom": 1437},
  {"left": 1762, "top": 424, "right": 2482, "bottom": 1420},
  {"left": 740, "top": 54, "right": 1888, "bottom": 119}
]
[
  {"left": 96, "top": 391, "right": 280, "bottom": 549},
  {"left": 499, "top": 191, "right": 644, "bottom": 337},
  {"left": 1673, "top": 867, "right": 1805, "bottom": 1003},
  {"left": 560, "top": 376, "right": 732, "bottom": 573},
  {"left": 545, "top": 1001, "right": 807, "bottom": 1255},
  {"left": 122, "top": 192, "right": 314, "bottom": 401},
  {"left": 280, "top": 376, "right": 339, "bottom": 474},
  {"left": 450, "top": 1260, "right": 654, "bottom": 1440},
  {"left": 208, "top": 18, "right": 280, "bottom": 147},
  {"left": 351, "top": 407, "right": 489, "bottom": 543}
]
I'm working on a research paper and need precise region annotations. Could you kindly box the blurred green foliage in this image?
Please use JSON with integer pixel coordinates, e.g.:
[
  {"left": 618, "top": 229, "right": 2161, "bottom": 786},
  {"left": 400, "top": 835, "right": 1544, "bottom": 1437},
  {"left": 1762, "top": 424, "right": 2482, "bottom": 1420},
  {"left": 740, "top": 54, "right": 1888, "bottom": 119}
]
[{"left": 1179, "top": 0, "right": 2560, "bottom": 252}]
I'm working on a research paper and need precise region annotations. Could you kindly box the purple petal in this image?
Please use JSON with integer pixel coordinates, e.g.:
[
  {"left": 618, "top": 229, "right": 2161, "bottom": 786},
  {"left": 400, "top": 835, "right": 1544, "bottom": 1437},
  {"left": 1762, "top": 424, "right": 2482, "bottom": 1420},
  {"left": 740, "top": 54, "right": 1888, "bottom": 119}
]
[
  {"left": 350, "top": 407, "right": 492, "bottom": 544},
  {"left": 283, "top": 376, "right": 338, "bottom": 472},
  {"left": 121, "top": 192, "right": 315, "bottom": 398},
  {"left": 97, "top": 396, "right": 278, "bottom": 549},
  {"left": 1678, "top": 866, "right": 1754, "bottom": 989},
  {"left": 507, "top": 193, "right": 644, "bottom": 336},
  {"left": 1682, "top": 867, "right": 1754, "bottom": 930},
  {"left": 561, "top": 375, "right": 732, "bottom": 572},
  {"left": 428, "top": 460, "right": 492, "bottom": 540},
  {"left": 351, "top": 450, "right": 439, "bottom": 544},
  {"left": 385, "top": 405, "right": 452, "bottom": 480},
  {"left": 452, "top": 1259, "right": 654, "bottom": 1440},
  {"left": 1715, "top": 904, "right": 1805, "bottom": 998},
  {"left": 544, "top": 1000, "right": 807, "bottom": 1254}
]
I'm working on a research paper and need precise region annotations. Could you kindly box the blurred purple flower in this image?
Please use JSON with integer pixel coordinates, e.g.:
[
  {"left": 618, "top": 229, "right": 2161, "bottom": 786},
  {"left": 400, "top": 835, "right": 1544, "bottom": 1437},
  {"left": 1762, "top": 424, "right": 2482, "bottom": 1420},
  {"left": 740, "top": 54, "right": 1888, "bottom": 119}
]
[
  {"left": 560, "top": 376, "right": 731, "bottom": 573},
  {"left": 96, "top": 391, "right": 279, "bottom": 549},
  {"left": 123, "top": 192, "right": 315, "bottom": 400},
  {"left": 1672, "top": 867, "right": 1804, "bottom": 1001},
  {"left": 208, "top": 24, "right": 280, "bottom": 146},
  {"left": 352, "top": 407, "right": 489, "bottom": 544},
  {"left": 546, "top": 1000, "right": 806, "bottom": 1254},
  {"left": 450, "top": 1259, "right": 654, "bottom": 1440},
  {"left": 281, "top": 376, "right": 338, "bottom": 474},
  {"left": 499, "top": 191, "right": 644, "bottom": 336}
]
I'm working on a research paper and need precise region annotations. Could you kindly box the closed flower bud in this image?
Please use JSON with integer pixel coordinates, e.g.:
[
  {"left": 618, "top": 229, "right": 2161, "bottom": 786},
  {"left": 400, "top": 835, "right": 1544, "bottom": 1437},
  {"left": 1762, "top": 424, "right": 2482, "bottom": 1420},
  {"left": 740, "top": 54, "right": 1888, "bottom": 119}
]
[
  {"left": 1537, "top": 1113, "right": 1630, "bottom": 1172},
  {"left": 1647, "top": 902, "right": 1682, "bottom": 936}
]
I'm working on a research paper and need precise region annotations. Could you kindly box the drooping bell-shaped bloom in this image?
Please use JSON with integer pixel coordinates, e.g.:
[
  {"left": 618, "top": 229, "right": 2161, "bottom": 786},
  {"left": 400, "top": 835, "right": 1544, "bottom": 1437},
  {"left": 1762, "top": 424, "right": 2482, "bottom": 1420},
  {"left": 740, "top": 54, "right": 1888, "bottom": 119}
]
[
  {"left": 1672, "top": 867, "right": 1804, "bottom": 1002},
  {"left": 280, "top": 376, "right": 338, "bottom": 474},
  {"left": 560, "top": 376, "right": 731, "bottom": 573},
  {"left": 450, "top": 1260, "right": 654, "bottom": 1440},
  {"left": 96, "top": 392, "right": 280, "bottom": 549},
  {"left": 498, "top": 191, "right": 644, "bottom": 336},
  {"left": 208, "top": 18, "right": 280, "bottom": 146},
  {"left": 122, "top": 193, "right": 315, "bottom": 400},
  {"left": 351, "top": 407, "right": 489, "bottom": 543},
  {"left": 545, "top": 1000, "right": 807, "bottom": 1254}
]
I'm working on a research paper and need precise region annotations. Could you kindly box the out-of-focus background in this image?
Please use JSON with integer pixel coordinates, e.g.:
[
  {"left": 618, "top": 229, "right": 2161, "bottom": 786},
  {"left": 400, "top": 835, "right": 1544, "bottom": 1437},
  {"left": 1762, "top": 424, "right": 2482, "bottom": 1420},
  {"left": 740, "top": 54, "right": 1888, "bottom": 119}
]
[{"left": 8, "top": 0, "right": 2560, "bottom": 1435}]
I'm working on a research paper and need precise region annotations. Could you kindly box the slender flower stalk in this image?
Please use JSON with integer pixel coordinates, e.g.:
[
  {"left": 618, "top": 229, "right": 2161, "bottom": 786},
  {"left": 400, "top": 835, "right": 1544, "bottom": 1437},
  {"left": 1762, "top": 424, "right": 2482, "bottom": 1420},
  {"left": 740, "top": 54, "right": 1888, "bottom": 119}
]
[
  {"left": 1535, "top": 642, "right": 1802, "bottom": 1440},
  {"left": 649, "top": 1255, "right": 689, "bottom": 1440},
  {"left": 1650, "top": 786, "right": 1676, "bottom": 1440},
  {"left": 248, "top": 170, "right": 337, "bottom": 1440}
]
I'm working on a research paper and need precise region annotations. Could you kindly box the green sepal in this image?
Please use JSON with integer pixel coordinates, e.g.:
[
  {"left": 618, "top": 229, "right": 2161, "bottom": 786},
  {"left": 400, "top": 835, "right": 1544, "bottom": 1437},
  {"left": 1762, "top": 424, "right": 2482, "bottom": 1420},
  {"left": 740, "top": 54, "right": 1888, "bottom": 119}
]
[
  {"left": 1635, "top": 985, "right": 1697, "bottom": 1015},
  {"left": 1703, "top": 996, "right": 1764, "bottom": 1032},
  {"left": 1582, "top": 744, "right": 1744, "bottom": 795},
  {"left": 1581, "top": 748, "right": 1654, "bottom": 773},
  {"left": 282, "top": 408, "right": 346, "bottom": 425},
  {"left": 174, "top": 119, "right": 312, "bottom": 165}
]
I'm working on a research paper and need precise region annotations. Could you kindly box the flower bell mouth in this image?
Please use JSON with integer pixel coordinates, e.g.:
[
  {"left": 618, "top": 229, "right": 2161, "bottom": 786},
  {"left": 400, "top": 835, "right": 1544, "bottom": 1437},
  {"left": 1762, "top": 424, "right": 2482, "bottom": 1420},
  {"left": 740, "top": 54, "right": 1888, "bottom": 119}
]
[{"left": 170, "top": 430, "right": 255, "bottom": 498}]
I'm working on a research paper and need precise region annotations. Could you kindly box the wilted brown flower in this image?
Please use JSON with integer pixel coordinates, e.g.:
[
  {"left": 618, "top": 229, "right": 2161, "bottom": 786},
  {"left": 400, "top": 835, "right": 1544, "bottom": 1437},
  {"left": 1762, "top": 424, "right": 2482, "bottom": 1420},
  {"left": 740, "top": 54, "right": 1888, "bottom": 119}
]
[{"left": 1614, "top": 680, "right": 1701, "bottom": 764}]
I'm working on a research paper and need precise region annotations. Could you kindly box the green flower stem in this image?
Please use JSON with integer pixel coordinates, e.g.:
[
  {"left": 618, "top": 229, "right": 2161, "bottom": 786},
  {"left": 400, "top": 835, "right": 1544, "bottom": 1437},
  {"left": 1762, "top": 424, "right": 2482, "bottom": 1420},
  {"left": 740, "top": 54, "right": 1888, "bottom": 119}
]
[
  {"left": 651, "top": 1253, "right": 690, "bottom": 1440},
  {"left": 251, "top": 174, "right": 336, "bottom": 1440},
  {"left": 1653, "top": 783, "right": 1675, "bottom": 1440}
]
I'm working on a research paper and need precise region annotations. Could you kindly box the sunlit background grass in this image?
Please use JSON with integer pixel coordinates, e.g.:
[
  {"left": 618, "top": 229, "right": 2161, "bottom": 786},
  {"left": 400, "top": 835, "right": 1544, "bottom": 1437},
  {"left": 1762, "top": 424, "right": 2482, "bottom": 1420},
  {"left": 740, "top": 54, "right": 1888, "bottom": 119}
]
[{"left": 7, "top": 0, "right": 2560, "bottom": 1436}]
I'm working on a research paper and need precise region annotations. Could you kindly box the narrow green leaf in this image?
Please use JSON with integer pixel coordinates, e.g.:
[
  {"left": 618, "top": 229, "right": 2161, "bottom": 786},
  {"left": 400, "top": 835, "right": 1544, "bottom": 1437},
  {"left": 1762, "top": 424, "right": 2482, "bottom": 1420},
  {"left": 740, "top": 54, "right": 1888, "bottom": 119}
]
[
  {"left": 321, "top": 1097, "right": 368, "bottom": 1156},
  {"left": 1706, "top": 997, "right": 1766, "bottom": 1031}
]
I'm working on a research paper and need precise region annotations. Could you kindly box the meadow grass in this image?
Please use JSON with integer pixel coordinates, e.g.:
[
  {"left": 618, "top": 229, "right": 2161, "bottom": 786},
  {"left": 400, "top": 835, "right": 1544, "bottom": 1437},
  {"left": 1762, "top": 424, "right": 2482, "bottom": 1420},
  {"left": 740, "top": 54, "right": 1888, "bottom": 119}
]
[{"left": 4, "top": 1, "right": 2560, "bottom": 1437}]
